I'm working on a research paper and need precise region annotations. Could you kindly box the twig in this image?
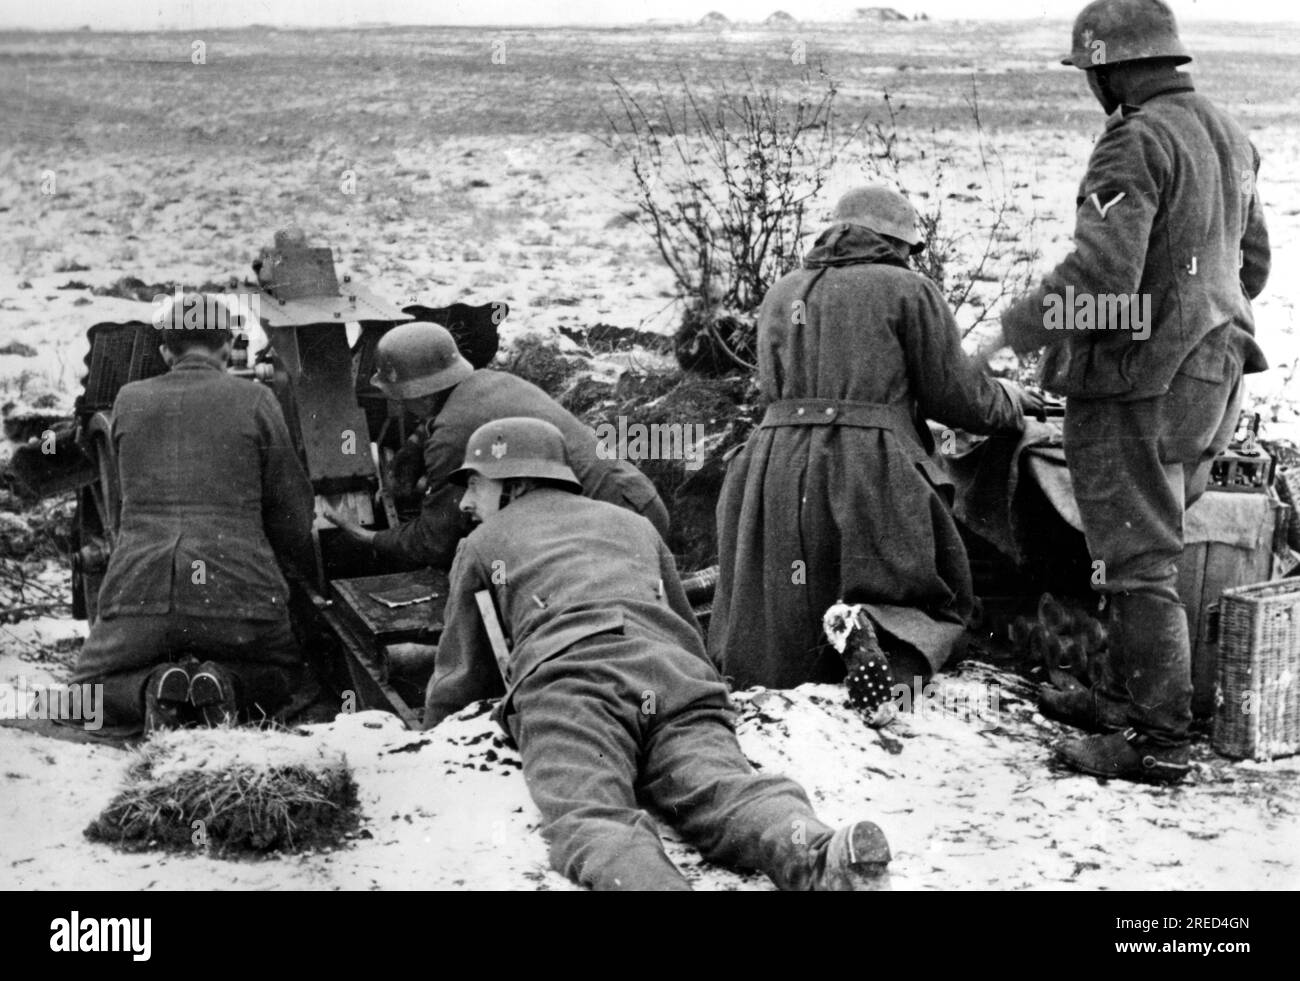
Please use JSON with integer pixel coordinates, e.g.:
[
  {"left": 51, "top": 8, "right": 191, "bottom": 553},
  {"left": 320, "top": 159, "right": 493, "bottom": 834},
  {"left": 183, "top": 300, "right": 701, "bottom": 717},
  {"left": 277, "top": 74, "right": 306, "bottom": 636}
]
[
  {"left": 1, "top": 601, "right": 72, "bottom": 618},
  {"left": 0, "top": 562, "right": 65, "bottom": 601}
]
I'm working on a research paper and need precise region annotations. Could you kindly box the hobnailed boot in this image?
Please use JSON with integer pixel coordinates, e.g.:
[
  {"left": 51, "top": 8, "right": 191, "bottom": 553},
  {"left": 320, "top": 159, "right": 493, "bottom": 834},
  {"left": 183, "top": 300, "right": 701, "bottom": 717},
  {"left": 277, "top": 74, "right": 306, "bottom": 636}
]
[
  {"left": 1115, "top": 593, "right": 1193, "bottom": 746},
  {"left": 189, "top": 661, "right": 240, "bottom": 727},
  {"left": 1055, "top": 727, "right": 1190, "bottom": 785},
  {"left": 840, "top": 613, "right": 894, "bottom": 720},
  {"left": 144, "top": 664, "right": 191, "bottom": 734},
  {"left": 1057, "top": 593, "right": 1193, "bottom": 785},
  {"left": 1038, "top": 590, "right": 1133, "bottom": 733},
  {"left": 812, "top": 821, "right": 892, "bottom": 891},
  {"left": 1038, "top": 685, "right": 1127, "bottom": 733}
]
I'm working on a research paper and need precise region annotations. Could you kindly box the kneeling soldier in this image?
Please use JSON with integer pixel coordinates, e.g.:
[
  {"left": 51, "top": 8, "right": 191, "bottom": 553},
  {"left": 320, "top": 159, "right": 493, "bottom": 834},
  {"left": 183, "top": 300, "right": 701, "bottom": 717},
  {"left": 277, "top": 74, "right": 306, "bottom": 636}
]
[
  {"left": 72, "top": 296, "right": 316, "bottom": 735},
  {"left": 424, "top": 417, "right": 891, "bottom": 891}
]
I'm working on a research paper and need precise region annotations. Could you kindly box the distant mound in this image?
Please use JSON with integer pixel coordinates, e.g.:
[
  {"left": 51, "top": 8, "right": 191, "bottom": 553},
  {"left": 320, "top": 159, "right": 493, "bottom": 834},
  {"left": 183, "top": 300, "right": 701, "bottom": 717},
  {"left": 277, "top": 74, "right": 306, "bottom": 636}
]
[
  {"left": 764, "top": 11, "right": 797, "bottom": 26},
  {"left": 698, "top": 11, "right": 731, "bottom": 28},
  {"left": 854, "top": 6, "right": 909, "bottom": 20}
]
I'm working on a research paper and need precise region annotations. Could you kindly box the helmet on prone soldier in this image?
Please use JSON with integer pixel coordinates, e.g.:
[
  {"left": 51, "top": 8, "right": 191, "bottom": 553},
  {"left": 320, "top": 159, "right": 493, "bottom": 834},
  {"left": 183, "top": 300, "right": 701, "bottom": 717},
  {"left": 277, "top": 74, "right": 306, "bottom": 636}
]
[{"left": 450, "top": 417, "right": 581, "bottom": 493}]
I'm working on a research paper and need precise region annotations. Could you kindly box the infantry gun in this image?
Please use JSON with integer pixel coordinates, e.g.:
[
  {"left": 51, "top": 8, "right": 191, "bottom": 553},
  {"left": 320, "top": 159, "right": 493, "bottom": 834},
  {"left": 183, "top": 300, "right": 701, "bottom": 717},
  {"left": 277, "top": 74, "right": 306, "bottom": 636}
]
[{"left": 5, "top": 233, "right": 506, "bottom": 727}]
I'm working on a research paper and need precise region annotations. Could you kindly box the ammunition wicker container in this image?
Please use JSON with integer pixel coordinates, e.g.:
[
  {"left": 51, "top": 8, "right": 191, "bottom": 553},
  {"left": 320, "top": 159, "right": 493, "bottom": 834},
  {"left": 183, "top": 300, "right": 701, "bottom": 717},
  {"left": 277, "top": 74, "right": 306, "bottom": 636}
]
[
  {"left": 1212, "top": 578, "right": 1300, "bottom": 760},
  {"left": 1177, "top": 488, "right": 1291, "bottom": 718}
]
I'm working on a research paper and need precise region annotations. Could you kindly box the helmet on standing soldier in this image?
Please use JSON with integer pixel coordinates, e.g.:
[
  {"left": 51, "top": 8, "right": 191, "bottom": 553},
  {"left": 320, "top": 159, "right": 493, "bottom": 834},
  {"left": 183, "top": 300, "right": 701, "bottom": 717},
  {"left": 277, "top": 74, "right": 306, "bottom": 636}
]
[{"left": 1062, "top": 0, "right": 1191, "bottom": 70}]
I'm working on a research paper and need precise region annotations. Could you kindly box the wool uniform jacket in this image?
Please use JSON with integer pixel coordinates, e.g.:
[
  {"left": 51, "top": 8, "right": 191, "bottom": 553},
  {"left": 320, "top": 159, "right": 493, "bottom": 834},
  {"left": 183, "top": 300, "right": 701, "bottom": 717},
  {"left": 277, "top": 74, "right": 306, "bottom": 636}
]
[
  {"left": 1001, "top": 73, "right": 1269, "bottom": 398},
  {"left": 423, "top": 489, "right": 704, "bottom": 730},
  {"left": 371, "top": 370, "right": 668, "bottom": 571},
  {"left": 94, "top": 354, "right": 315, "bottom": 622}
]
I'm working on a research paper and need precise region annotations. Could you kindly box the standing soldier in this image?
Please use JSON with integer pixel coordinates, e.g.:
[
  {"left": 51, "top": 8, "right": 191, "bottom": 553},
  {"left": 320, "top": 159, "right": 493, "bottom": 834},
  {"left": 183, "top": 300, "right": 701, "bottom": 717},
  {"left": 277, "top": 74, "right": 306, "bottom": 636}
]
[
  {"left": 326, "top": 323, "right": 668, "bottom": 569},
  {"left": 709, "top": 185, "right": 1031, "bottom": 699},
  {"left": 424, "top": 417, "right": 892, "bottom": 891},
  {"left": 975, "top": 0, "right": 1270, "bottom": 783}
]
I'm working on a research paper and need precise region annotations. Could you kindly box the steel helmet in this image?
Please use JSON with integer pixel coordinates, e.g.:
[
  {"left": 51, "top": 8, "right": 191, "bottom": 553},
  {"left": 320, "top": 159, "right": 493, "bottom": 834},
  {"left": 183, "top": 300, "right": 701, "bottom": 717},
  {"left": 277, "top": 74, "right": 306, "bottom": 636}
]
[
  {"left": 833, "top": 186, "right": 924, "bottom": 254},
  {"left": 1062, "top": 0, "right": 1191, "bottom": 69},
  {"left": 449, "top": 417, "right": 581, "bottom": 492},
  {"left": 371, "top": 322, "right": 474, "bottom": 400}
]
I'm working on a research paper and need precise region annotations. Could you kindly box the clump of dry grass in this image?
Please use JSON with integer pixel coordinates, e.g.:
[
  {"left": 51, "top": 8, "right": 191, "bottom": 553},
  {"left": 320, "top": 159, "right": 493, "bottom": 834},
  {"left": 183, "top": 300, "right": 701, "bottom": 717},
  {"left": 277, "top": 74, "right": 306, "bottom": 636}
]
[{"left": 85, "top": 733, "right": 361, "bottom": 858}]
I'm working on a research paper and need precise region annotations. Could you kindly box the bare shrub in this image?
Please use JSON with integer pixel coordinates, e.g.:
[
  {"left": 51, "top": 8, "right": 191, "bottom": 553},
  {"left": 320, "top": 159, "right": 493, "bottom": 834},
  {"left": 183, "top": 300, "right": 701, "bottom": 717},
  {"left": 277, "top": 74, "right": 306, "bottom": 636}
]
[
  {"left": 607, "top": 72, "right": 1041, "bottom": 374},
  {"left": 864, "top": 82, "right": 1042, "bottom": 340},
  {"left": 604, "top": 68, "right": 866, "bottom": 372}
]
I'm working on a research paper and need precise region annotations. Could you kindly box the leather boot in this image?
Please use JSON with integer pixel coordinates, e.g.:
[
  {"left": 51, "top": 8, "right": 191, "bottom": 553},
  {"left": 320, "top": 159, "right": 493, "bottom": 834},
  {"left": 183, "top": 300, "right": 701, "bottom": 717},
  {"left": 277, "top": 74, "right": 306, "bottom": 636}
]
[
  {"left": 189, "top": 661, "right": 240, "bottom": 727},
  {"left": 1038, "top": 685, "right": 1127, "bottom": 733},
  {"left": 842, "top": 614, "right": 895, "bottom": 718},
  {"left": 812, "top": 821, "right": 892, "bottom": 891},
  {"left": 1112, "top": 592, "right": 1192, "bottom": 747},
  {"left": 1056, "top": 727, "right": 1190, "bottom": 785},
  {"left": 143, "top": 664, "right": 190, "bottom": 734}
]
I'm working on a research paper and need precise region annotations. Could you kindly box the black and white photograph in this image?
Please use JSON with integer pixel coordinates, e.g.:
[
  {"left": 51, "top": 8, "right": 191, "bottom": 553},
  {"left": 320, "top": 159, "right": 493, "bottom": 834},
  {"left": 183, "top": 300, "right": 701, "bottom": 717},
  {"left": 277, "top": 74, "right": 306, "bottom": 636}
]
[{"left": 0, "top": 0, "right": 1296, "bottom": 914}]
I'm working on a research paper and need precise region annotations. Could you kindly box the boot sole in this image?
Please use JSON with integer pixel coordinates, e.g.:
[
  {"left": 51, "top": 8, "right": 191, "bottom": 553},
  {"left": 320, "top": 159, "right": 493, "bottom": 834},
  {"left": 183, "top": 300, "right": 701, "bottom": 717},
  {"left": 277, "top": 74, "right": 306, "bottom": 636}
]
[
  {"left": 188, "top": 672, "right": 227, "bottom": 708},
  {"left": 1057, "top": 751, "right": 1189, "bottom": 786},
  {"left": 844, "top": 821, "right": 892, "bottom": 885},
  {"left": 155, "top": 666, "right": 191, "bottom": 705},
  {"left": 190, "top": 668, "right": 239, "bottom": 726},
  {"left": 143, "top": 706, "right": 183, "bottom": 733}
]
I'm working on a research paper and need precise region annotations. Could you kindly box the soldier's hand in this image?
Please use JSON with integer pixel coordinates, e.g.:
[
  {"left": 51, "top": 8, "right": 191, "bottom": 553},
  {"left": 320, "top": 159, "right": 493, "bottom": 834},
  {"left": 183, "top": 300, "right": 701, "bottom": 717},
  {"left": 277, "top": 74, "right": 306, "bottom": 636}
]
[
  {"left": 323, "top": 506, "right": 374, "bottom": 544},
  {"left": 995, "top": 378, "right": 1048, "bottom": 419}
]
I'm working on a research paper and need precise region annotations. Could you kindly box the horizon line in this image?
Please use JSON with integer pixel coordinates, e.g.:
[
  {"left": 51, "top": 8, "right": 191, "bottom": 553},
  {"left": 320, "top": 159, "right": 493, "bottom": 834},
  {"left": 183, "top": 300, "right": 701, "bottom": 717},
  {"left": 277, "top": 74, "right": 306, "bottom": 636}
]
[{"left": 3, "top": 15, "right": 1300, "bottom": 34}]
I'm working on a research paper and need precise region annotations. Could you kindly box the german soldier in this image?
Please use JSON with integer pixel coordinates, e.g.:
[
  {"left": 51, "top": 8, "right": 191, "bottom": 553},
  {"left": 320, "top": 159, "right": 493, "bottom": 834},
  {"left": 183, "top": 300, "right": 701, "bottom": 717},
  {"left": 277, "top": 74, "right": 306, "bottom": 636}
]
[
  {"left": 424, "top": 417, "right": 891, "bottom": 891},
  {"left": 72, "top": 295, "right": 316, "bottom": 734},
  {"left": 975, "top": 0, "right": 1271, "bottom": 783},
  {"left": 325, "top": 322, "right": 668, "bottom": 568},
  {"left": 709, "top": 185, "right": 1031, "bottom": 698}
]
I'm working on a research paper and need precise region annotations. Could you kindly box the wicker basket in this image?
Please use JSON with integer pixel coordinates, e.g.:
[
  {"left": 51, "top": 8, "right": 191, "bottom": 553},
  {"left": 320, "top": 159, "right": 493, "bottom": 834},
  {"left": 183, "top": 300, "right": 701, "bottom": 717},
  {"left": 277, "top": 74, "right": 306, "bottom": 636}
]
[{"left": 1213, "top": 578, "right": 1300, "bottom": 760}]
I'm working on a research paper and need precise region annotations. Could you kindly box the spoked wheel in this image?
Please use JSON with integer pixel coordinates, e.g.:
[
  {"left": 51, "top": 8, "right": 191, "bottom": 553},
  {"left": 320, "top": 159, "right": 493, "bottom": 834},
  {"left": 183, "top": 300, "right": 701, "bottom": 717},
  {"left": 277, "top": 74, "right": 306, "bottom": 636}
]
[
  {"left": 71, "top": 412, "right": 119, "bottom": 623},
  {"left": 84, "top": 412, "right": 120, "bottom": 539}
]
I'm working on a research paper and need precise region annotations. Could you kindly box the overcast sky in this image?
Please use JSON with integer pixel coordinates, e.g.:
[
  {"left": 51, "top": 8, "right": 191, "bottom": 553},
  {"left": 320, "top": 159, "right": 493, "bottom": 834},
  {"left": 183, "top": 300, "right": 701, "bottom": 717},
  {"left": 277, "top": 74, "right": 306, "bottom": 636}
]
[{"left": 1, "top": 0, "right": 1295, "bottom": 30}]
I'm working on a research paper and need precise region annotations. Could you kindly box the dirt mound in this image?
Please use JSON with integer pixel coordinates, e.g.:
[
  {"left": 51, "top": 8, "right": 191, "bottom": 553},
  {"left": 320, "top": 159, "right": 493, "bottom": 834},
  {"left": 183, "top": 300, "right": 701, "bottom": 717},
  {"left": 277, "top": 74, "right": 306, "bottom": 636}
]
[
  {"left": 88, "top": 275, "right": 248, "bottom": 303},
  {"left": 501, "top": 332, "right": 757, "bottom": 570}
]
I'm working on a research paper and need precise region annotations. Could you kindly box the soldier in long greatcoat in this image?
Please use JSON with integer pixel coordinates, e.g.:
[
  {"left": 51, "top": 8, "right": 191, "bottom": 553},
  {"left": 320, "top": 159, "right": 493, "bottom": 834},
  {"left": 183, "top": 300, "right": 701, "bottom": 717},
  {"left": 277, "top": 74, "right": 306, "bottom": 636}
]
[{"left": 708, "top": 186, "right": 1030, "bottom": 694}]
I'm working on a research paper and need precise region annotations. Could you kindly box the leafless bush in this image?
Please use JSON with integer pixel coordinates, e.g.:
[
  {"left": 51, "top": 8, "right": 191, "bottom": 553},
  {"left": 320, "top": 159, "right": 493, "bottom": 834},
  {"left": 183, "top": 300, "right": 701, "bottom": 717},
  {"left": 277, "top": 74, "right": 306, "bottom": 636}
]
[
  {"left": 865, "top": 83, "right": 1042, "bottom": 339},
  {"left": 604, "top": 68, "right": 867, "bottom": 372},
  {"left": 606, "top": 71, "right": 1041, "bottom": 373}
]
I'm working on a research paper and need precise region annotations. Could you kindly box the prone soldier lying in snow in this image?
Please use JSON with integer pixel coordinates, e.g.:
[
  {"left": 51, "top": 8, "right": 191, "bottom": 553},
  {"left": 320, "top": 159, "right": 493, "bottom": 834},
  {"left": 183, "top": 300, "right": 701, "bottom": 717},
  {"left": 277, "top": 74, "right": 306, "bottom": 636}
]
[{"left": 422, "top": 416, "right": 892, "bottom": 891}]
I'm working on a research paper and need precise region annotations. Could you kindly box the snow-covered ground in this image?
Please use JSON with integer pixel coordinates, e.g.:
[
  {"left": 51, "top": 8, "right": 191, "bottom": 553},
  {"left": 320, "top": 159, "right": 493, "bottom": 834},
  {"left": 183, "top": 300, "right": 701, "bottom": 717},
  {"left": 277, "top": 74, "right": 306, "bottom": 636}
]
[
  {"left": 1, "top": 20, "right": 1297, "bottom": 890},
  {"left": 3, "top": 653, "right": 1296, "bottom": 890}
]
